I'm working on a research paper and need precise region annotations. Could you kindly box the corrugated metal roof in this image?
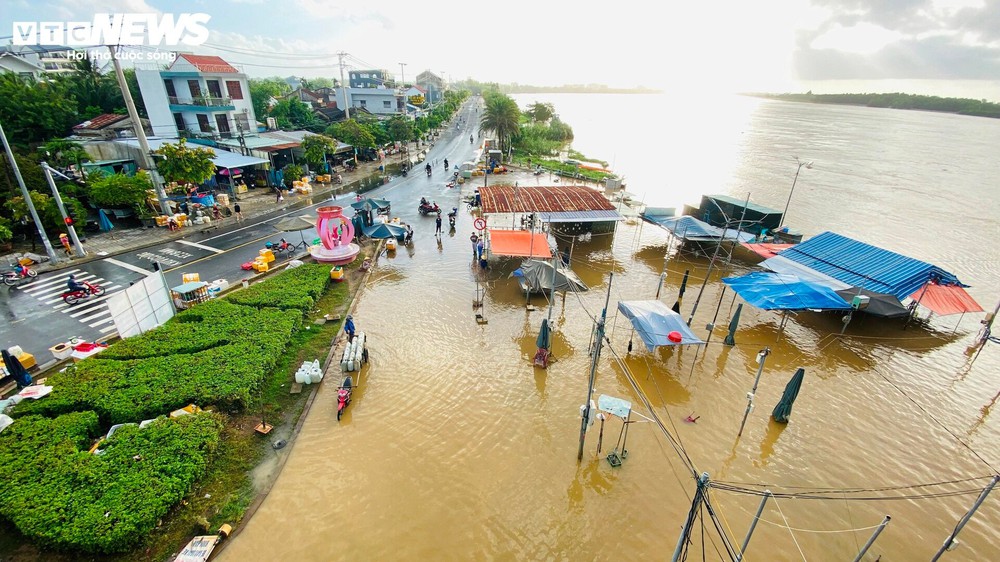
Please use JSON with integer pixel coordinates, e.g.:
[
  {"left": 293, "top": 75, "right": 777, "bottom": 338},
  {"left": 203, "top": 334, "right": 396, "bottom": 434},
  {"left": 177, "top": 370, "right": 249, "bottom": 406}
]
[
  {"left": 705, "top": 194, "right": 782, "bottom": 215},
  {"left": 479, "top": 185, "right": 615, "bottom": 214},
  {"left": 777, "top": 231, "right": 964, "bottom": 300},
  {"left": 641, "top": 214, "right": 755, "bottom": 242},
  {"left": 537, "top": 210, "right": 623, "bottom": 223}
]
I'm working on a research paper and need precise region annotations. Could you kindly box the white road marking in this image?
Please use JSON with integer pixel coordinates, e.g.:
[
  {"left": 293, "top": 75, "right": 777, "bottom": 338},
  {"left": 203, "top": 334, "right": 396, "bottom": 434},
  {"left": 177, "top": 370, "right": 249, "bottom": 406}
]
[
  {"left": 99, "top": 325, "right": 118, "bottom": 334},
  {"left": 105, "top": 257, "right": 153, "bottom": 275},
  {"left": 177, "top": 239, "right": 225, "bottom": 254},
  {"left": 40, "top": 276, "right": 103, "bottom": 302},
  {"left": 79, "top": 308, "right": 112, "bottom": 324},
  {"left": 21, "top": 269, "right": 81, "bottom": 293}
]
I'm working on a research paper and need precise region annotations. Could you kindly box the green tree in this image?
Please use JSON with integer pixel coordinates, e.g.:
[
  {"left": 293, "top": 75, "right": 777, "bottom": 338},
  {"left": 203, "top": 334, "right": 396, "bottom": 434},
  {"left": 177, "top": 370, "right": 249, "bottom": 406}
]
[
  {"left": 282, "top": 164, "right": 304, "bottom": 187},
  {"left": 249, "top": 77, "right": 291, "bottom": 122},
  {"left": 325, "top": 119, "right": 376, "bottom": 152},
  {"left": 526, "top": 102, "right": 554, "bottom": 122},
  {"left": 89, "top": 171, "right": 153, "bottom": 214},
  {"left": 386, "top": 115, "right": 415, "bottom": 143},
  {"left": 42, "top": 196, "right": 87, "bottom": 233},
  {"left": 154, "top": 139, "right": 216, "bottom": 185},
  {"left": 300, "top": 77, "right": 334, "bottom": 90},
  {"left": 0, "top": 223, "right": 12, "bottom": 245},
  {"left": 0, "top": 74, "right": 78, "bottom": 143},
  {"left": 6, "top": 192, "right": 52, "bottom": 228},
  {"left": 479, "top": 91, "right": 521, "bottom": 156},
  {"left": 58, "top": 56, "right": 126, "bottom": 119},
  {"left": 269, "top": 98, "right": 318, "bottom": 130},
  {"left": 300, "top": 134, "right": 339, "bottom": 169},
  {"left": 42, "top": 139, "right": 90, "bottom": 169}
]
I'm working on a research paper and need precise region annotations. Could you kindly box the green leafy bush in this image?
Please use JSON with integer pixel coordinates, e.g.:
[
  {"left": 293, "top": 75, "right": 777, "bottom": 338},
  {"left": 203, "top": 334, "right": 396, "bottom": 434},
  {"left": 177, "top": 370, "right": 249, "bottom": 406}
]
[
  {"left": 226, "top": 263, "right": 330, "bottom": 311},
  {"left": 0, "top": 411, "right": 222, "bottom": 553}
]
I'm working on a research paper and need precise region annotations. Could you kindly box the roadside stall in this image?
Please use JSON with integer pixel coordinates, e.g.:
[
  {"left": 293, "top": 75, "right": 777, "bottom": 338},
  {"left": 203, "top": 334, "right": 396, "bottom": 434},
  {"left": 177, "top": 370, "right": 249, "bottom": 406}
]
[{"left": 171, "top": 282, "right": 211, "bottom": 310}]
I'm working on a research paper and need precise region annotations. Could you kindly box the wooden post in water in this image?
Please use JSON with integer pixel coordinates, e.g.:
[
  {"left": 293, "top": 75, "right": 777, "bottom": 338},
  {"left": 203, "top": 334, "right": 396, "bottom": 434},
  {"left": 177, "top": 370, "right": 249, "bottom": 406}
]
[
  {"left": 736, "top": 490, "right": 771, "bottom": 561},
  {"left": 931, "top": 474, "right": 999, "bottom": 561},
  {"left": 851, "top": 515, "right": 891, "bottom": 562},
  {"left": 737, "top": 348, "right": 770, "bottom": 437}
]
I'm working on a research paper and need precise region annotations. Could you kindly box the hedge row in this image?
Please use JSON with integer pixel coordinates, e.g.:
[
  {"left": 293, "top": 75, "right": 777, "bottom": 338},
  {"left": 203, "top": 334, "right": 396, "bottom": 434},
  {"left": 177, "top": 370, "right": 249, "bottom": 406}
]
[
  {"left": 14, "top": 264, "right": 331, "bottom": 424},
  {"left": 0, "top": 411, "right": 222, "bottom": 553}
]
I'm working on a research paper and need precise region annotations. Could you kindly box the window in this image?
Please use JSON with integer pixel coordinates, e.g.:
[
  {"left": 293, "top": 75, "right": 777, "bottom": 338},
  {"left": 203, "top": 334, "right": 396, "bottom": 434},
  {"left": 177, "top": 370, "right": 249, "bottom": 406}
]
[
  {"left": 197, "top": 114, "right": 211, "bottom": 133},
  {"left": 235, "top": 113, "right": 250, "bottom": 132},
  {"left": 188, "top": 80, "right": 201, "bottom": 98},
  {"left": 164, "top": 80, "right": 177, "bottom": 98},
  {"left": 215, "top": 114, "right": 231, "bottom": 134},
  {"left": 383, "top": 100, "right": 391, "bottom": 108},
  {"left": 206, "top": 80, "right": 222, "bottom": 98},
  {"left": 173, "top": 113, "right": 186, "bottom": 132},
  {"left": 359, "top": 100, "right": 366, "bottom": 108},
  {"left": 226, "top": 80, "right": 243, "bottom": 100}
]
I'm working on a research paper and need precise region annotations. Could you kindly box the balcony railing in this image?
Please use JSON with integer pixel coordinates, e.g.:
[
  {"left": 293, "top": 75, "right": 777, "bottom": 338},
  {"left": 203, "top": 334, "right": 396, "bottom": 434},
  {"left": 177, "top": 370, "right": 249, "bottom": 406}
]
[{"left": 168, "top": 96, "right": 234, "bottom": 107}]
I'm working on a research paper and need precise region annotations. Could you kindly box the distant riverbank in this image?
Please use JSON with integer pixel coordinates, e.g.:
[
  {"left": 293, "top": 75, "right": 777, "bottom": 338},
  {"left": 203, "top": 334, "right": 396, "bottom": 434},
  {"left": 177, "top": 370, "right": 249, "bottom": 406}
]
[{"left": 748, "top": 92, "right": 1000, "bottom": 119}]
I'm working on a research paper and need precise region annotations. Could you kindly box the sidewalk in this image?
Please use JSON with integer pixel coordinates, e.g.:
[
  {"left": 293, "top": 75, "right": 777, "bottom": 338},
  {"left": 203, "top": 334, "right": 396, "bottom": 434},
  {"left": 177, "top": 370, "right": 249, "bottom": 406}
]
[{"left": 17, "top": 154, "right": 396, "bottom": 274}]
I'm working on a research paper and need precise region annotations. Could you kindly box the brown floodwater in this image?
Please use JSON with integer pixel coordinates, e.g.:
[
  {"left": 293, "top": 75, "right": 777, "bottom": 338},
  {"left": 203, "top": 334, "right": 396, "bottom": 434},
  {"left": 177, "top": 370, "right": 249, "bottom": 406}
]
[{"left": 218, "top": 98, "right": 1000, "bottom": 561}]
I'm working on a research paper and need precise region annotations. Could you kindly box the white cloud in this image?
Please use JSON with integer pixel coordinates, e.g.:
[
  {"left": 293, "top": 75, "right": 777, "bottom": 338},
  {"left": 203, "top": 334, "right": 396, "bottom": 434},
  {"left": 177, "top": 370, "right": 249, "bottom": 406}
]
[{"left": 810, "top": 22, "right": 904, "bottom": 54}]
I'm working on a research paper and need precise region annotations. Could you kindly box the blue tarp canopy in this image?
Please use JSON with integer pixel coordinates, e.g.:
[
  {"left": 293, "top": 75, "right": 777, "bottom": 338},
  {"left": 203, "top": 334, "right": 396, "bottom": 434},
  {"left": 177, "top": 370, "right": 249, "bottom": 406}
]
[
  {"left": 617, "top": 300, "right": 706, "bottom": 351},
  {"left": 764, "top": 231, "right": 966, "bottom": 300},
  {"left": 722, "top": 272, "right": 851, "bottom": 311},
  {"left": 640, "top": 214, "right": 755, "bottom": 243}
]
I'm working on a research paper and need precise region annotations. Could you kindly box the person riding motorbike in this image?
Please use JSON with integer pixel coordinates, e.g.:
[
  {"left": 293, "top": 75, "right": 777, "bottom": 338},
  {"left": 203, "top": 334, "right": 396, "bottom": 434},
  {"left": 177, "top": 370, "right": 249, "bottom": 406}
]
[
  {"left": 470, "top": 135, "right": 474, "bottom": 144},
  {"left": 420, "top": 197, "right": 429, "bottom": 207},
  {"left": 425, "top": 163, "right": 432, "bottom": 173},
  {"left": 66, "top": 274, "right": 87, "bottom": 294},
  {"left": 443, "top": 158, "right": 449, "bottom": 170}
]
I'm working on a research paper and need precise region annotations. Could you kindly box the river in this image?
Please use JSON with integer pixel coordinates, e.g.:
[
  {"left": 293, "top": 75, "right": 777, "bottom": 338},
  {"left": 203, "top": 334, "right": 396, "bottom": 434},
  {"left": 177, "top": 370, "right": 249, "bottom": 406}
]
[{"left": 217, "top": 94, "right": 1000, "bottom": 560}]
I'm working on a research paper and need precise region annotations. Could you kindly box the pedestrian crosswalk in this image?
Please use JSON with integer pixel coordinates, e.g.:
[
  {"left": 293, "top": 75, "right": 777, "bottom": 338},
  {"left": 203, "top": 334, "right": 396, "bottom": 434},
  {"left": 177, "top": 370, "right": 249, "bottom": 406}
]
[{"left": 17, "top": 268, "right": 124, "bottom": 332}]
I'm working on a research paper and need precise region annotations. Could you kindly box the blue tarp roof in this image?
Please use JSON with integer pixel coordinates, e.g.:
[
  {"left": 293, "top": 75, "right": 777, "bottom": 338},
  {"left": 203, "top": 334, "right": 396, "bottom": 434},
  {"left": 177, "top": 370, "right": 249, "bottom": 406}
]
[
  {"left": 767, "top": 231, "right": 965, "bottom": 300},
  {"left": 617, "top": 300, "right": 706, "bottom": 351},
  {"left": 722, "top": 272, "right": 852, "bottom": 311},
  {"left": 641, "top": 214, "right": 755, "bottom": 243}
]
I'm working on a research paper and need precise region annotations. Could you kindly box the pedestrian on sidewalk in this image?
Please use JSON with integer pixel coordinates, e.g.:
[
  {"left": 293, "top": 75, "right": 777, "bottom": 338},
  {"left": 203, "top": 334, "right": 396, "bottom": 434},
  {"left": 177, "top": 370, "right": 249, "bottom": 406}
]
[
  {"left": 344, "top": 315, "right": 356, "bottom": 342},
  {"left": 59, "top": 233, "right": 72, "bottom": 256},
  {"left": 435, "top": 213, "right": 442, "bottom": 236},
  {"left": 275, "top": 186, "right": 284, "bottom": 203},
  {"left": 234, "top": 202, "right": 243, "bottom": 222}
]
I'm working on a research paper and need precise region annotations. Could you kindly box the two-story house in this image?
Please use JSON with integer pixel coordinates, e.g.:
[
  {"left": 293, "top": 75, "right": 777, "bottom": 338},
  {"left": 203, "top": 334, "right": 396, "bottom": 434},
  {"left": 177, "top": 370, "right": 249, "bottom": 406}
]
[{"left": 135, "top": 54, "right": 258, "bottom": 141}]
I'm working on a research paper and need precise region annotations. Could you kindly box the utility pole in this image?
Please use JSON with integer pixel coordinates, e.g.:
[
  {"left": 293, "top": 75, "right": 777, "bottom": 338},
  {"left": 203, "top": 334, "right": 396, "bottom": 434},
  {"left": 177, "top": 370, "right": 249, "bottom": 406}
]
[
  {"left": 0, "top": 121, "right": 59, "bottom": 263},
  {"left": 931, "top": 474, "right": 999, "bottom": 560},
  {"left": 737, "top": 347, "right": 770, "bottom": 437},
  {"left": 398, "top": 62, "right": 407, "bottom": 116},
  {"left": 338, "top": 52, "right": 350, "bottom": 120},
  {"left": 578, "top": 273, "right": 613, "bottom": 461},
  {"left": 671, "top": 472, "right": 710, "bottom": 562},
  {"left": 40, "top": 162, "right": 85, "bottom": 257},
  {"left": 107, "top": 46, "right": 172, "bottom": 217},
  {"left": 686, "top": 233, "right": 726, "bottom": 326}
]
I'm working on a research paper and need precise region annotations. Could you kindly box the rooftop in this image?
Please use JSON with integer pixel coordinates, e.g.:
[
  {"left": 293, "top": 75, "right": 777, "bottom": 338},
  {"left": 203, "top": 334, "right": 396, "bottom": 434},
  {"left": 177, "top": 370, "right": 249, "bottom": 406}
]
[{"left": 479, "top": 185, "right": 616, "bottom": 214}]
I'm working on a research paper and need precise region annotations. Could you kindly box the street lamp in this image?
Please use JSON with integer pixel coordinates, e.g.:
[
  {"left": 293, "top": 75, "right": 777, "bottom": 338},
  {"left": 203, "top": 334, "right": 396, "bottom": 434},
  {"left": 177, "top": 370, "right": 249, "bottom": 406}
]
[{"left": 778, "top": 157, "right": 812, "bottom": 229}]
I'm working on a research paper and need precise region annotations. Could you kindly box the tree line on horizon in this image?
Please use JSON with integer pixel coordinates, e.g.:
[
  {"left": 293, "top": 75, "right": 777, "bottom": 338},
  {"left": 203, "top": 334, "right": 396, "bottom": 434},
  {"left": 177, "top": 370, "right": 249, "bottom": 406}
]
[{"left": 755, "top": 92, "right": 1000, "bottom": 119}]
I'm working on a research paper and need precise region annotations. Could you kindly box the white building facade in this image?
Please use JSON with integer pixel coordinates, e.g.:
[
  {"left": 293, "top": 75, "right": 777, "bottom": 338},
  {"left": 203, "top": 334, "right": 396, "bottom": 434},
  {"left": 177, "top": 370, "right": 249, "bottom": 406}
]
[{"left": 136, "top": 54, "right": 257, "bottom": 140}]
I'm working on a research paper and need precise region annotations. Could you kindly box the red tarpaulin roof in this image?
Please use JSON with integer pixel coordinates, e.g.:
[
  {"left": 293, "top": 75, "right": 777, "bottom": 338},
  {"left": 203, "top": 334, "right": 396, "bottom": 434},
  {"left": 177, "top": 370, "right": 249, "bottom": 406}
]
[
  {"left": 488, "top": 229, "right": 552, "bottom": 258},
  {"left": 740, "top": 242, "right": 795, "bottom": 259},
  {"left": 911, "top": 283, "right": 983, "bottom": 316}
]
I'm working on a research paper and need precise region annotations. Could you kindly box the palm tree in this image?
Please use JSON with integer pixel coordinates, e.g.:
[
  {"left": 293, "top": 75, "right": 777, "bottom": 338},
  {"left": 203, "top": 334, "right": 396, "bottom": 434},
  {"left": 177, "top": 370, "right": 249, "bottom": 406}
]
[{"left": 479, "top": 92, "right": 521, "bottom": 157}]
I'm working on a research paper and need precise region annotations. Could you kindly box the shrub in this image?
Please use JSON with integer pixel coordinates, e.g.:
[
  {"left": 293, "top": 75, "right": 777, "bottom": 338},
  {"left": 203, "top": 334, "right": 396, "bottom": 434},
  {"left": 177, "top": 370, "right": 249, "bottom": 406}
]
[{"left": 0, "top": 412, "right": 222, "bottom": 553}]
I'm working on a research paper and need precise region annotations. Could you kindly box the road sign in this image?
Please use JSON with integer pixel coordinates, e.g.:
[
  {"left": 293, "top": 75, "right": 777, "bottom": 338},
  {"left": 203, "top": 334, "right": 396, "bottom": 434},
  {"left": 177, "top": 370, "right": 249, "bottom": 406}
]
[{"left": 474, "top": 218, "right": 486, "bottom": 230}]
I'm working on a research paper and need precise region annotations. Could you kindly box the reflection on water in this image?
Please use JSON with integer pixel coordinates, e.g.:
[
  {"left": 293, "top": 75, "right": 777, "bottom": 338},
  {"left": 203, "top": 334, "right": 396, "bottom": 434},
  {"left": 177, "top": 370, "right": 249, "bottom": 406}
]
[{"left": 219, "top": 98, "right": 1000, "bottom": 561}]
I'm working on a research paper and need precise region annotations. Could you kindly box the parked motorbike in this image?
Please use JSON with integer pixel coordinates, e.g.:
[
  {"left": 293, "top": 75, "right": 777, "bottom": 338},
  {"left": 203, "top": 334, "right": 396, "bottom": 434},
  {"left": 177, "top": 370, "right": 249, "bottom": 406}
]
[
  {"left": 62, "top": 281, "right": 105, "bottom": 305},
  {"left": 2, "top": 264, "right": 37, "bottom": 286},
  {"left": 337, "top": 375, "right": 353, "bottom": 420}
]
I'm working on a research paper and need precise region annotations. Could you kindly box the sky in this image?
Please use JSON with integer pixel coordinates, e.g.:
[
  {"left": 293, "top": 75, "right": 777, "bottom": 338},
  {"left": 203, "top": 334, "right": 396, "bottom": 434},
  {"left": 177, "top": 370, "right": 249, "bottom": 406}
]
[{"left": 4, "top": 0, "right": 1000, "bottom": 101}]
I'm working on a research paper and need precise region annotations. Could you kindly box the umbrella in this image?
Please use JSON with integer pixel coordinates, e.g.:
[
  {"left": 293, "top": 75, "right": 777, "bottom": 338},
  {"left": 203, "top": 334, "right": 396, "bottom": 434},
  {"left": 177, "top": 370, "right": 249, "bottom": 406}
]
[
  {"left": 350, "top": 198, "right": 391, "bottom": 213},
  {"left": 536, "top": 318, "right": 551, "bottom": 349},
  {"left": 98, "top": 209, "right": 114, "bottom": 232},
  {"left": 834, "top": 288, "right": 909, "bottom": 318},
  {"left": 2, "top": 349, "right": 32, "bottom": 389},
  {"left": 771, "top": 368, "right": 805, "bottom": 423},
  {"left": 362, "top": 222, "right": 406, "bottom": 240},
  {"left": 510, "top": 259, "right": 588, "bottom": 294},
  {"left": 672, "top": 269, "right": 689, "bottom": 313},
  {"left": 724, "top": 303, "right": 743, "bottom": 346},
  {"left": 273, "top": 215, "right": 317, "bottom": 247}
]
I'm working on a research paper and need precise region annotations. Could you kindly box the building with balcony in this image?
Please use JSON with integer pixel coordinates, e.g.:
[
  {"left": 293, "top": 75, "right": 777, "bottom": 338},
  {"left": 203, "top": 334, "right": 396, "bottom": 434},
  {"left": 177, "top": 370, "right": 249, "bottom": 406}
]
[
  {"left": 135, "top": 54, "right": 258, "bottom": 141},
  {"left": 349, "top": 69, "right": 390, "bottom": 89},
  {"left": 416, "top": 71, "right": 445, "bottom": 104},
  {"left": 0, "top": 44, "right": 78, "bottom": 79}
]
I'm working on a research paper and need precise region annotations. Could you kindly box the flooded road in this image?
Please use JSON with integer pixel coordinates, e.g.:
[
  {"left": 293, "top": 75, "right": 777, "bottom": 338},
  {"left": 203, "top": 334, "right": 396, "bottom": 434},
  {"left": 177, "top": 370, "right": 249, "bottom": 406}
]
[{"left": 219, "top": 97, "right": 1000, "bottom": 560}]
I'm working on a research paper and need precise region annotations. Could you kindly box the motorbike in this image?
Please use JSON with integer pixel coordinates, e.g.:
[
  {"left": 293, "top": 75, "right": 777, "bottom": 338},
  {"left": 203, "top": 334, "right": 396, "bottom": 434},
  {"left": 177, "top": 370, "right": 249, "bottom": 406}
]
[
  {"left": 470, "top": 135, "right": 474, "bottom": 144},
  {"left": 266, "top": 238, "right": 295, "bottom": 257},
  {"left": 443, "top": 159, "right": 449, "bottom": 171},
  {"left": 337, "top": 375, "right": 353, "bottom": 420},
  {"left": 401, "top": 167, "right": 408, "bottom": 177},
  {"left": 2, "top": 264, "right": 37, "bottom": 286},
  {"left": 418, "top": 202, "right": 441, "bottom": 215},
  {"left": 62, "top": 281, "right": 105, "bottom": 305}
]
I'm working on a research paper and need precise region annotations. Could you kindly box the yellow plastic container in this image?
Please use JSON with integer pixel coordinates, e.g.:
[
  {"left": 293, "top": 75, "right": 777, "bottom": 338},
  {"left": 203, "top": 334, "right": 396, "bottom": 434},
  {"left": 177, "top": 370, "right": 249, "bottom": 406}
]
[
  {"left": 330, "top": 266, "right": 344, "bottom": 281},
  {"left": 16, "top": 351, "right": 36, "bottom": 370},
  {"left": 182, "top": 273, "right": 200, "bottom": 283},
  {"left": 259, "top": 249, "right": 275, "bottom": 263}
]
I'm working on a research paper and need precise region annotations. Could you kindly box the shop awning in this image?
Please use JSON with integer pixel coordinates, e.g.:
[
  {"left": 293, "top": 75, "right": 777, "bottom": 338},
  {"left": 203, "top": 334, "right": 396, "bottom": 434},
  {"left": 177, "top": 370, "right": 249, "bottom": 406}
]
[
  {"left": 488, "top": 229, "right": 552, "bottom": 258},
  {"left": 617, "top": 300, "right": 705, "bottom": 351},
  {"left": 213, "top": 151, "right": 267, "bottom": 169},
  {"left": 911, "top": 283, "right": 983, "bottom": 316},
  {"left": 722, "top": 272, "right": 852, "bottom": 311}
]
